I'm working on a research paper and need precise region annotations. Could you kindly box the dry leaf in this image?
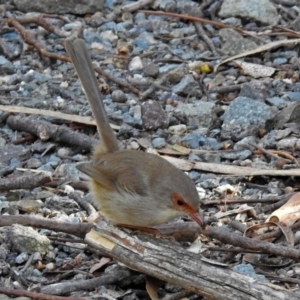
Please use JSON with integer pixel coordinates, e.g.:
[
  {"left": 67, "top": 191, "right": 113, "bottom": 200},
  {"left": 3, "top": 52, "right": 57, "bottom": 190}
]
[
  {"left": 266, "top": 192, "right": 300, "bottom": 226},
  {"left": 146, "top": 276, "right": 162, "bottom": 300},
  {"left": 89, "top": 257, "right": 111, "bottom": 274},
  {"left": 233, "top": 60, "right": 276, "bottom": 78},
  {"left": 215, "top": 204, "right": 253, "bottom": 219},
  {"left": 214, "top": 38, "right": 300, "bottom": 71}
]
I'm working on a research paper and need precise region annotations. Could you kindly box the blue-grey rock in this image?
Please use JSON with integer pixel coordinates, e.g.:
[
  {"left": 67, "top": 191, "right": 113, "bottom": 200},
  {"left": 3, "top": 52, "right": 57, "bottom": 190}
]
[
  {"left": 0, "top": 56, "right": 14, "bottom": 74},
  {"left": 152, "top": 137, "right": 166, "bottom": 149},
  {"left": 221, "top": 97, "right": 277, "bottom": 141},
  {"left": 13, "top": 0, "right": 104, "bottom": 14},
  {"left": 273, "top": 58, "right": 288, "bottom": 65},
  {"left": 234, "top": 136, "right": 257, "bottom": 150},
  {"left": 220, "top": 149, "right": 252, "bottom": 160},
  {"left": 219, "top": 0, "right": 279, "bottom": 25},
  {"left": 173, "top": 74, "right": 199, "bottom": 96},
  {"left": 174, "top": 101, "right": 217, "bottom": 128},
  {"left": 233, "top": 264, "right": 267, "bottom": 281},
  {"left": 266, "top": 97, "right": 287, "bottom": 108}
]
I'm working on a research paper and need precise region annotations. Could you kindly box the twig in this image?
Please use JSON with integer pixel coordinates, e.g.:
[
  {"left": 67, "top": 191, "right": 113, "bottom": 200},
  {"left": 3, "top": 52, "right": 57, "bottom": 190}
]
[
  {"left": 0, "top": 104, "right": 120, "bottom": 131},
  {"left": 139, "top": 10, "right": 265, "bottom": 41},
  {"left": 0, "top": 215, "right": 93, "bottom": 237},
  {"left": 6, "top": 115, "right": 97, "bottom": 152},
  {"left": 7, "top": 18, "right": 71, "bottom": 62},
  {"left": 68, "top": 191, "right": 97, "bottom": 216},
  {"left": 0, "top": 172, "right": 52, "bottom": 191},
  {"left": 41, "top": 270, "right": 129, "bottom": 295},
  {"left": 0, "top": 287, "right": 84, "bottom": 300},
  {"left": 94, "top": 66, "right": 140, "bottom": 95}
]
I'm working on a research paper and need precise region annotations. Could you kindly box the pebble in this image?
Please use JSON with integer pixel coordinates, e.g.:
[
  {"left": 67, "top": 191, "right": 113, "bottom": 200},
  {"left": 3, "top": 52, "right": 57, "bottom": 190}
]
[
  {"left": 152, "top": 137, "right": 166, "bottom": 149},
  {"left": 112, "top": 89, "right": 127, "bottom": 103},
  {"left": 15, "top": 252, "right": 29, "bottom": 264}
]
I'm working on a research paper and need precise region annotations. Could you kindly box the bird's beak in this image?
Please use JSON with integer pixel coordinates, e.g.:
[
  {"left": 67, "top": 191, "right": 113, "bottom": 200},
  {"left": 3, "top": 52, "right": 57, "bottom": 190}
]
[{"left": 189, "top": 212, "right": 205, "bottom": 228}]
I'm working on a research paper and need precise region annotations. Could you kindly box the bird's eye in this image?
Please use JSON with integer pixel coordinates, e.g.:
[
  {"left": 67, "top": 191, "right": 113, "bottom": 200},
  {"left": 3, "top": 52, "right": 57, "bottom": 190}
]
[{"left": 177, "top": 199, "right": 184, "bottom": 206}]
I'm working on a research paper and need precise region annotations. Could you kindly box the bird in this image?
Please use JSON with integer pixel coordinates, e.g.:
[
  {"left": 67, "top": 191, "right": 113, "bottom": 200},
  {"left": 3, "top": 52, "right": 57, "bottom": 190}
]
[{"left": 65, "top": 38, "right": 204, "bottom": 230}]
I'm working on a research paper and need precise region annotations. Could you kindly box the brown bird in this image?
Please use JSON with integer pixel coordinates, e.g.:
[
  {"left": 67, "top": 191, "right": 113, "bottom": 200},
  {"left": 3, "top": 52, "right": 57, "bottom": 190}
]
[{"left": 65, "top": 38, "right": 204, "bottom": 229}]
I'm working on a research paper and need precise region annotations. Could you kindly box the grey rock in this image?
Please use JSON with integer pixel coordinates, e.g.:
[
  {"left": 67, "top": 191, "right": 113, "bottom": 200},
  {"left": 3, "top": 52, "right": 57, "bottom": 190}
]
[
  {"left": 220, "top": 149, "right": 252, "bottom": 160},
  {"left": 141, "top": 100, "right": 169, "bottom": 130},
  {"left": 9, "top": 224, "right": 50, "bottom": 254},
  {"left": 9, "top": 199, "right": 43, "bottom": 213},
  {"left": 54, "top": 163, "right": 88, "bottom": 180},
  {"left": 0, "top": 246, "right": 8, "bottom": 260},
  {"left": 0, "top": 144, "right": 30, "bottom": 163},
  {"left": 219, "top": 28, "right": 258, "bottom": 56},
  {"left": 166, "top": 65, "right": 189, "bottom": 84},
  {"left": 266, "top": 97, "right": 287, "bottom": 108},
  {"left": 168, "top": 124, "right": 187, "bottom": 135},
  {"left": 26, "top": 158, "right": 42, "bottom": 169},
  {"left": 199, "top": 152, "right": 222, "bottom": 164},
  {"left": 273, "top": 101, "right": 300, "bottom": 129},
  {"left": 112, "top": 89, "right": 127, "bottom": 103},
  {"left": 173, "top": 74, "right": 200, "bottom": 96},
  {"left": 181, "top": 133, "right": 206, "bottom": 149},
  {"left": 199, "top": 174, "right": 220, "bottom": 189},
  {"left": 241, "top": 79, "right": 272, "bottom": 101},
  {"left": 239, "top": 84, "right": 261, "bottom": 100},
  {"left": 234, "top": 136, "right": 257, "bottom": 150},
  {"left": 233, "top": 264, "right": 267, "bottom": 281},
  {"left": 219, "top": 0, "right": 279, "bottom": 25},
  {"left": 282, "top": 91, "right": 300, "bottom": 102},
  {"left": 13, "top": 0, "right": 104, "bottom": 14},
  {"left": 122, "top": 113, "right": 143, "bottom": 127},
  {"left": 170, "top": 26, "right": 196, "bottom": 38},
  {"left": 174, "top": 101, "right": 217, "bottom": 128},
  {"left": 221, "top": 97, "right": 277, "bottom": 141},
  {"left": 0, "top": 55, "right": 14, "bottom": 74},
  {"left": 152, "top": 137, "right": 166, "bottom": 149},
  {"left": 0, "top": 137, "right": 6, "bottom": 147},
  {"left": 15, "top": 252, "right": 29, "bottom": 264},
  {"left": 142, "top": 58, "right": 159, "bottom": 78},
  {"left": 273, "top": 57, "right": 288, "bottom": 65}
]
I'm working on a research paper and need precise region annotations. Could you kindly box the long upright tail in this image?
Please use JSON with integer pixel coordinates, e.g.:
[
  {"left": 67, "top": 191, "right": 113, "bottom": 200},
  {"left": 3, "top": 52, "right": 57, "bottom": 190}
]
[{"left": 65, "top": 38, "right": 119, "bottom": 153}]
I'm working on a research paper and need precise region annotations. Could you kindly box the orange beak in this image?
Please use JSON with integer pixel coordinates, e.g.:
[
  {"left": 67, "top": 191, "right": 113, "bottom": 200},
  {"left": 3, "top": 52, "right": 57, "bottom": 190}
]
[{"left": 189, "top": 212, "right": 205, "bottom": 228}]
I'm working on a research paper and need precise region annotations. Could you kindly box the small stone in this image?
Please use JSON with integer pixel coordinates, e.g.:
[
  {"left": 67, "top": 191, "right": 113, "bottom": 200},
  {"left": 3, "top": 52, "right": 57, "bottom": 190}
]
[
  {"left": 221, "top": 96, "right": 277, "bottom": 141},
  {"left": 219, "top": 0, "right": 279, "bottom": 26},
  {"left": 9, "top": 224, "right": 50, "bottom": 254},
  {"left": 142, "top": 58, "right": 159, "bottom": 78},
  {"left": 174, "top": 102, "right": 217, "bottom": 128},
  {"left": 168, "top": 124, "right": 187, "bottom": 135},
  {"left": 219, "top": 28, "right": 258, "bottom": 56},
  {"left": 100, "top": 30, "right": 118, "bottom": 43},
  {"left": 0, "top": 55, "right": 14, "bottom": 74},
  {"left": 173, "top": 74, "right": 200, "bottom": 96},
  {"left": 141, "top": 100, "right": 169, "bottom": 130},
  {"left": 32, "top": 252, "right": 42, "bottom": 262},
  {"left": 26, "top": 158, "right": 42, "bottom": 169},
  {"left": 111, "top": 89, "right": 127, "bottom": 103},
  {"left": 57, "top": 148, "right": 71, "bottom": 158},
  {"left": 15, "top": 252, "right": 29, "bottom": 264},
  {"left": 133, "top": 105, "right": 142, "bottom": 119},
  {"left": 152, "top": 137, "right": 166, "bottom": 149},
  {"left": 130, "top": 141, "right": 140, "bottom": 150},
  {"left": 60, "top": 81, "right": 68, "bottom": 88},
  {"left": 45, "top": 262, "right": 55, "bottom": 271},
  {"left": 129, "top": 56, "right": 143, "bottom": 71},
  {"left": 10, "top": 200, "right": 43, "bottom": 213}
]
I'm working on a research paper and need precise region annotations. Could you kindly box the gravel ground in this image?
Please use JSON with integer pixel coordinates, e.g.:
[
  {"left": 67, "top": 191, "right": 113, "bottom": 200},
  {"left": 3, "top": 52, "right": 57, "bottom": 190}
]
[{"left": 1, "top": 0, "right": 300, "bottom": 299}]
